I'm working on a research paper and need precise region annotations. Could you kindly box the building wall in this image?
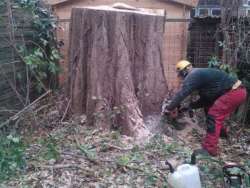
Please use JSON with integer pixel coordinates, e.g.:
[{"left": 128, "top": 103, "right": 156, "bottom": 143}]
[{"left": 53, "top": 0, "right": 191, "bottom": 90}]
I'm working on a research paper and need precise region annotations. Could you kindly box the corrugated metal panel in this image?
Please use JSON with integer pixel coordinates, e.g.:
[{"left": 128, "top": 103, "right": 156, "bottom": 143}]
[{"left": 171, "top": 0, "right": 199, "bottom": 7}]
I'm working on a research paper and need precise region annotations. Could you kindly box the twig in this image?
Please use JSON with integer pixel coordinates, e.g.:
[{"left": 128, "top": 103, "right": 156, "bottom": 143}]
[
  {"left": 156, "top": 169, "right": 168, "bottom": 182},
  {"left": 38, "top": 164, "right": 85, "bottom": 170},
  {"left": 91, "top": 129, "right": 100, "bottom": 135},
  {"left": 0, "top": 90, "right": 51, "bottom": 129},
  {"left": 60, "top": 98, "right": 71, "bottom": 122},
  {"left": 176, "top": 135, "right": 186, "bottom": 145},
  {"left": 241, "top": 97, "right": 250, "bottom": 127},
  {"left": 25, "top": 65, "right": 30, "bottom": 105},
  {"left": 35, "top": 104, "right": 51, "bottom": 113},
  {"left": 6, "top": 39, "right": 48, "bottom": 91},
  {"left": 236, "top": 127, "right": 244, "bottom": 140},
  {"left": 105, "top": 143, "right": 133, "bottom": 151},
  {"left": 0, "top": 108, "right": 18, "bottom": 114},
  {"left": 26, "top": 40, "right": 50, "bottom": 60},
  {"left": 0, "top": 70, "right": 25, "bottom": 106},
  {"left": 0, "top": 60, "right": 20, "bottom": 67},
  {"left": 37, "top": 164, "right": 96, "bottom": 174},
  {"left": 74, "top": 135, "right": 99, "bottom": 164}
]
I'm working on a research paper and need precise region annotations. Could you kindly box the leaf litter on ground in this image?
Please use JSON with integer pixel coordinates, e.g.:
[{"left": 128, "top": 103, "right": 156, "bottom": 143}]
[{"left": 1, "top": 94, "right": 250, "bottom": 188}]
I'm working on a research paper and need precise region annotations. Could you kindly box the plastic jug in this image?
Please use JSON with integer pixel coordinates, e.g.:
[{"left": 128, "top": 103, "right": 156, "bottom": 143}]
[
  {"left": 166, "top": 163, "right": 201, "bottom": 188},
  {"left": 165, "top": 149, "right": 204, "bottom": 188}
]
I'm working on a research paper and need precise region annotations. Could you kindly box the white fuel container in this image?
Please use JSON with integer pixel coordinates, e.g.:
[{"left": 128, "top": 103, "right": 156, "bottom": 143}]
[{"left": 167, "top": 164, "right": 202, "bottom": 188}]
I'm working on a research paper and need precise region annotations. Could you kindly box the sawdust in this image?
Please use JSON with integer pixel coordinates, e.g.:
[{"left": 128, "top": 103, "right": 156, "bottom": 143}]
[{"left": 144, "top": 114, "right": 205, "bottom": 148}]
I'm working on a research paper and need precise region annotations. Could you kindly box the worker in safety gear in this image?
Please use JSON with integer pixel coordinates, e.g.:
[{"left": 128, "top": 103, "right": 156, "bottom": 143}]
[{"left": 162, "top": 60, "right": 247, "bottom": 156}]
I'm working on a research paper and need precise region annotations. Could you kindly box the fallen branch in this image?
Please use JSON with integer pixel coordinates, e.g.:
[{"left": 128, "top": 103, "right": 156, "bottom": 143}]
[
  {"left": 0, "top": 90, "right": 51, "bottom": 129},
  {"left": 105, "top": 143, "right": 133, "bottom": 151},
  {"left": 0, "top": 70, "right": 25, "bottom": 106},
  {"left": 36, "top": 163, "right": 99, "bottom": 178},
  {"left": 38, "top": 164, "right": 88, "bottom": 171}
]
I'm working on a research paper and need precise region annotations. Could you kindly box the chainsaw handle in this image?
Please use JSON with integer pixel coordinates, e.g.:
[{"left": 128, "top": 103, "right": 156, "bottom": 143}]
[
  {"left": 165, "top": 161, "right": 175, "bottom": 173},
  {"left": 223, "top": 164, "right": 246, "bottom": 174}
]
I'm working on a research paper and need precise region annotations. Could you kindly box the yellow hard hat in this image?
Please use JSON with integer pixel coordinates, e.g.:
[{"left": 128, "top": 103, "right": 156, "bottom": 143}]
[{"left": 176, "top": 60, "right": 191, "bottom": 71}]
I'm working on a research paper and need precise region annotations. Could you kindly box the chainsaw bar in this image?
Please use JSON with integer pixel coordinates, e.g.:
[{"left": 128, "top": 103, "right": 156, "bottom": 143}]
[{"left": 156, "top": 114, "right": 178, "bottom": 138}]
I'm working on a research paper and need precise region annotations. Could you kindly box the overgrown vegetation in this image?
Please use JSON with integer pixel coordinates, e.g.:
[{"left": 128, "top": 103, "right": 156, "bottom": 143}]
[
  {"left": 0, "top": 134, "right": 26, "bottom": 182},
  {"left": 0, "top": 0, "right": 62, "bottom": 182},
  {"left": 0, "top": 0, "right": 61, "bottom": 125},
  {"left": 207, "top": 55, "right": 249, "bottom": 124},
  {"left": 37, "top": 136, "right": 60, "bottom": 161},
  {"left": 16, "top": 0, "right": 61, "bottom": 92},
  {"left": 0, "top": 132, "right": 62, "bottom": 183},
  {"left": 0, "top": 0, "right": 61, "bottom": 99},
  {"left": 220, "top": 0, "right": 250, "bottom": 122},
  {"left": 208, "top": 56, "right": 238, "bottom": 79}
]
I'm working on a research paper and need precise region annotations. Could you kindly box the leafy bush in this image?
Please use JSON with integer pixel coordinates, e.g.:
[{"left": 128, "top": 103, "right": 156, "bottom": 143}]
[
  {"left": 0, "top": 135, "right": 26, "bottom": 182},
  {"left": 208, "top": 56, "right": 250, "bottom": 123},
  {"left": 208, "top": 56, "right": 238, "bottom": 79},
  {"left": 37, "top": 136, "right": 60, "bottom": 161},
  {"left": 1, "top": 0, "right": 62, "bottom": 93}
]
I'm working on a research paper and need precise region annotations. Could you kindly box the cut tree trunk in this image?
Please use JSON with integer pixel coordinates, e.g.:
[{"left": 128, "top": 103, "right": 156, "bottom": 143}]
[{"left": 68, "top": 5, "right": 168, "bottom": 138}]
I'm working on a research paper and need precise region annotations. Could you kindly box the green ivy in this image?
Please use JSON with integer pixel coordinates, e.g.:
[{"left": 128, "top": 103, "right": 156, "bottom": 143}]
[
  {"left": 208, "top": 56, "right": 250, "bottom": 122},
  {"left": 208, "top": 56, "right": 238, "bottom": 80},
  {"left": 208, "top": 56, "right": 222, "bottom": 69},
  {"left": 10, "top": 0, "right": 61, "bottom": 92}
]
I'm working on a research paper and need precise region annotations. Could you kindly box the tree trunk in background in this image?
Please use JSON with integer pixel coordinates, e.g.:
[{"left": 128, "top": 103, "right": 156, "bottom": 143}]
[
  {"left": 68, "top": 6, "right": 167, "bottom": 137},
  {"left": 220, "top": 0, "right": 241, "bottom": 66}
]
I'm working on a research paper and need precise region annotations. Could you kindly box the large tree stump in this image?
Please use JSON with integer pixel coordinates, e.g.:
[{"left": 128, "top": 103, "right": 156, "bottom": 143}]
[{"left": 68, "top": 5, "right": 168, "bottom": 138}]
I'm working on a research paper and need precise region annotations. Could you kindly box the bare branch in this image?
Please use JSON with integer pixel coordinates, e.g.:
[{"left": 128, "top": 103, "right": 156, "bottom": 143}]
[{"left": 0, "top": 90, "right": 52, "bottom": 129}]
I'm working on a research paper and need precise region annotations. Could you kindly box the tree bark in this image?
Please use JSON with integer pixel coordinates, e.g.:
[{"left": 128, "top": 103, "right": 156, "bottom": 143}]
[{"left": 68, "top": 6, "right": 168, "bottom": 137}]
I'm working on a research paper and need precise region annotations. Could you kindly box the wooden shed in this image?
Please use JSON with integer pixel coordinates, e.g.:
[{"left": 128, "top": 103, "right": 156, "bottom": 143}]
[{"left": 45, "top": 0, "right": 198, "bottom": 90}]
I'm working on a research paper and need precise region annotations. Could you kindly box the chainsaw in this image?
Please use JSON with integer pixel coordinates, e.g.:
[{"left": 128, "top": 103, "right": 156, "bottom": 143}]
[
  {"left": 157, "top": 98, "right": 194, "bottom": 135},
  {"left": 223, "top": 163, "right": 250, "bottom": 188}
]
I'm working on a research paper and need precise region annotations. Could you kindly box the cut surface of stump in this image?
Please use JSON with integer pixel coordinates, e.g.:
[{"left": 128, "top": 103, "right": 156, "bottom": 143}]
[{"left": 68, "top": 5, "right": 168, "bottom": 140}]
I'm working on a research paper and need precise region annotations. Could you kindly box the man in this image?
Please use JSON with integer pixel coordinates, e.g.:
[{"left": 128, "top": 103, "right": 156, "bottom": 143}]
[{"left": 162, "top": 60, "right": 247, "bottom": 156}]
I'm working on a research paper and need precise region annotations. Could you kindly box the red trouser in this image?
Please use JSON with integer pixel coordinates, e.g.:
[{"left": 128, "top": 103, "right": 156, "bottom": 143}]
[{"left": 202, "top": 86, "right": 247, "bottom": 156}]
